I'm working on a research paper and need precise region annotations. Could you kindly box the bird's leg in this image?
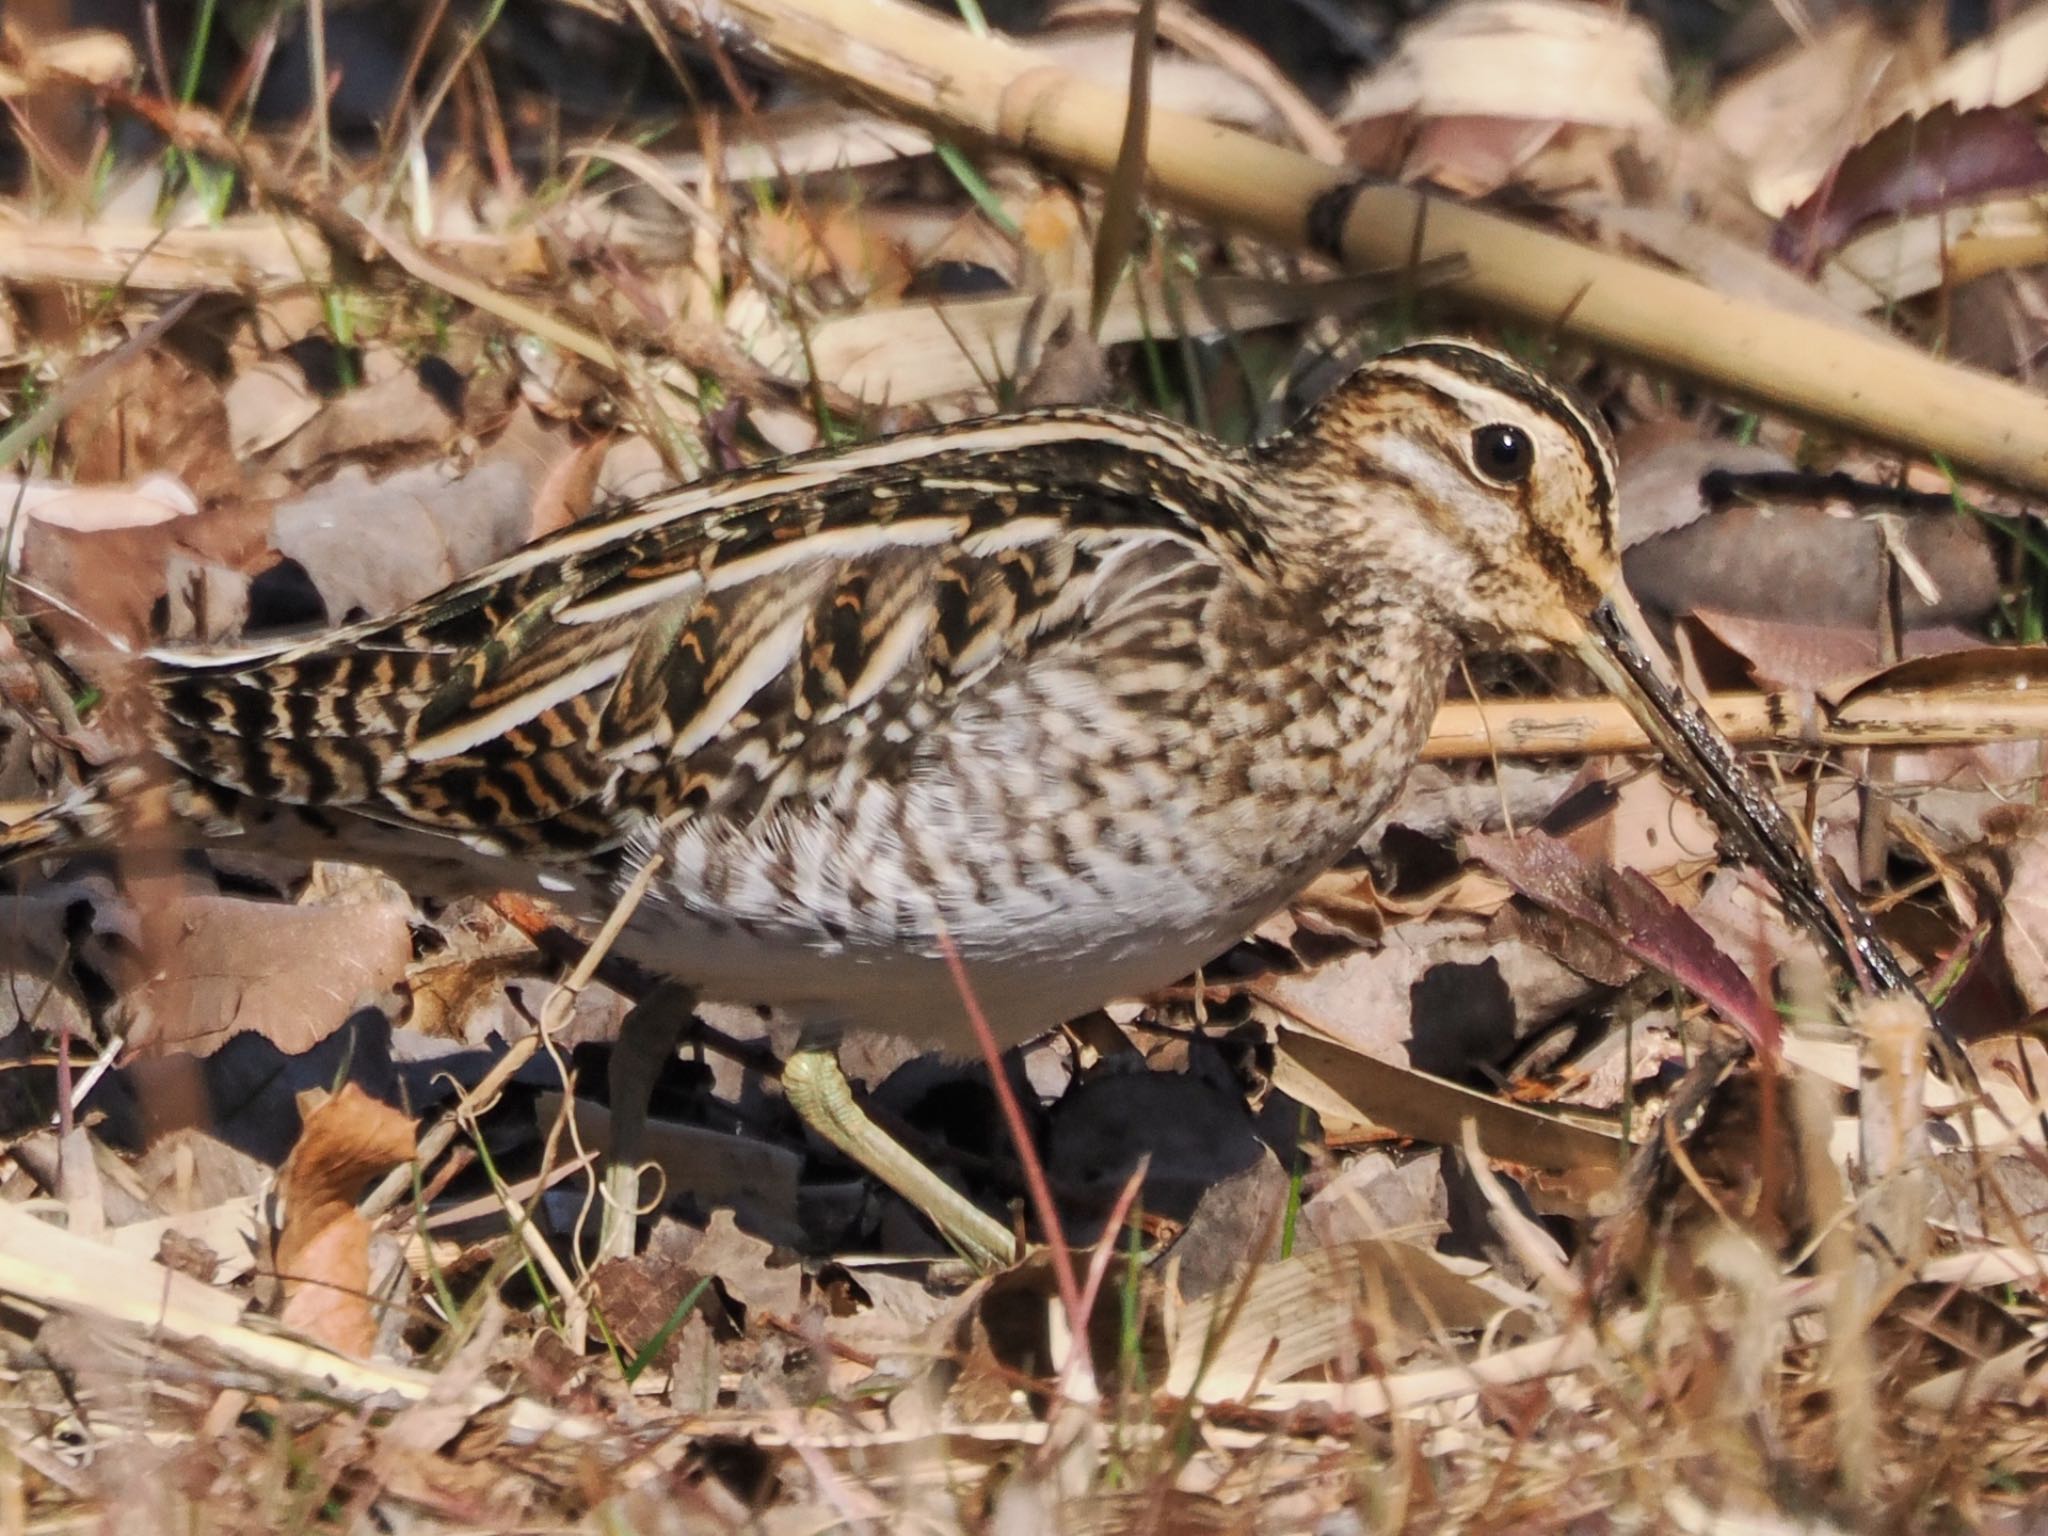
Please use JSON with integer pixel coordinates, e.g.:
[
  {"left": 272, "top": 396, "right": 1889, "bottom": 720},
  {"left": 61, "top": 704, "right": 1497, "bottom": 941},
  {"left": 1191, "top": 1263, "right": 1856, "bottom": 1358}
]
[
  {"left": 598, "top": 979, "right": 695, "bottom": 1262},
  {"left": 780, "top": 1045, "right": 1018, "bottom": 1270}
]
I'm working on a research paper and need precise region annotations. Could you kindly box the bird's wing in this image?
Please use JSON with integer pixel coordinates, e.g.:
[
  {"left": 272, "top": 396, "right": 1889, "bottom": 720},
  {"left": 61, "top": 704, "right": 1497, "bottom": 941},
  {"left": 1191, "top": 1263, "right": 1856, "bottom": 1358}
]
[{"left": 149, "top": 413, "right": 1276, "bottom": 861}]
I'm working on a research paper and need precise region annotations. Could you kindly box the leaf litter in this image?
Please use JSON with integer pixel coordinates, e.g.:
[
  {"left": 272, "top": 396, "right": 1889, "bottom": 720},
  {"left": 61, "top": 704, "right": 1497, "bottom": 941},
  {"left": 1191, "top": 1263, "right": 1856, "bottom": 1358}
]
[{"left": 0, "top": 0, "right": 2043, "bottom": 1531}]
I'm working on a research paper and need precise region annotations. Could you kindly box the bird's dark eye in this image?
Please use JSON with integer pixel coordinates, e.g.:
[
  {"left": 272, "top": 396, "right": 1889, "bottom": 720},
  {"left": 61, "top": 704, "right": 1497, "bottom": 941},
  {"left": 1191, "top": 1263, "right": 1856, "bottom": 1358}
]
[{"left": 1471, "top": 423, "right": 1534, "bottom": 484}]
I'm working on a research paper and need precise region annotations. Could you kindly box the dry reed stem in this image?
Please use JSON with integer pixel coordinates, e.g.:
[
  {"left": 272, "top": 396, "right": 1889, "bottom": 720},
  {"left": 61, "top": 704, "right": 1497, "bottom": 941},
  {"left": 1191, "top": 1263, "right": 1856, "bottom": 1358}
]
[
  {"left": 0, "top": 1200, "right": 608, "bottom": 1445},
  {"left": 0, "top": 218, "right": 333, "bottom": 290},
  {"left": 1423, "top": 684, "right": 2048, "bottom": 759},
  {"left": 657, "top": 0, "right": 2048, "bottom": 494}
]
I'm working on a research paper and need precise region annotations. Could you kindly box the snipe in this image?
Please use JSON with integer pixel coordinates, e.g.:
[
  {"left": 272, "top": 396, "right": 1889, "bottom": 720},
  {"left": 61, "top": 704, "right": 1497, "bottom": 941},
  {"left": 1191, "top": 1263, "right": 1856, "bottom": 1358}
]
[{"left": 2, "top": 339, "right": 1876, "bottom": 1267}]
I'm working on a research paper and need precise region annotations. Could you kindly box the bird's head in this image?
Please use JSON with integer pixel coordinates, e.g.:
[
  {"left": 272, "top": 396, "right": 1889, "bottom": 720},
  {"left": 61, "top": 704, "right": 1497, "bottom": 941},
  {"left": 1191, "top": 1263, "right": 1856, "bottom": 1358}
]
[
  {"left": 1259, "top": 337, "right": 1623, "bottom": 654},
  {"left": 1256, "top": 337, "right": 1894, "bottom": 999}
]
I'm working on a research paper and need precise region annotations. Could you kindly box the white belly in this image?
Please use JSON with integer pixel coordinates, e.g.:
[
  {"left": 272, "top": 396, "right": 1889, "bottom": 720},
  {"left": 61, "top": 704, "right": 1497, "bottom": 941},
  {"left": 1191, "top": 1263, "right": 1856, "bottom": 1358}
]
[{"left": 597, "top": 769, "right": 1345, "bottom": 1047}]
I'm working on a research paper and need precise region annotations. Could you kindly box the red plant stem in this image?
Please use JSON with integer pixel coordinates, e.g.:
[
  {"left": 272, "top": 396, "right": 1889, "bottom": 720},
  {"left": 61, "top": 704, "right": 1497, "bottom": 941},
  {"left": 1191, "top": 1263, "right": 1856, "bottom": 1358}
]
[{"left": 934, "top": 929, "right": 1083, "bottom": 1326}]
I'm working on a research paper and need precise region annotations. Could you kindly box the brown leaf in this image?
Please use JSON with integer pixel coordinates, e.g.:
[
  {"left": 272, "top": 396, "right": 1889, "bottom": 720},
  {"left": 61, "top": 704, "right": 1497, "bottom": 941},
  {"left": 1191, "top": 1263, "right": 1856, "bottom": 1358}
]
[
  {"left": 275, "top": 1083, "right": 415, "bottom": 1357},
  {"left": 1168, "top": 1147, "right": 1290, "bottom": 1299},
  {"left": 1625, "top": 501, "right": 2000, "bottom": 634},
  {"left": 1164, "top": 1232, "right": 1538, "bottom": 1397},
  {"left": 1298, "top": 1148, "right": 1447, "bottom": 1249},
  {"left": 265, "top": 357, "right": 458, "bottom": 478},
  {"left": 669, "top": 1210, "right": 804, "bottom": 1321},
  {"left": 58, "top": 349, "right": 243, "bottom": 508},
  {"left": 1403, "top": 114, "right": 1560, "bottom": 197},
  {"left": 1258, "top": 915, "right": 1592, "bottom": 1072},
  {"left": 752, "top": 203, "right": 910, "bottom": 302},
  {"left": 520, "top": 421, "right": 609, "bottom": 544},
  {"left": 1691, "top": 608, "right": 1982, "bottom": 693},
  {"left": 223, "top": 357, "right": 322, "bottom": 457},
  {"left": 135, "top": 894, "right": 413, "bottom": 1058},
  {"left": 21, "top": 509, "right": 272, "bottom": 649},
  {"left": 1831, "top": 643, "right": 2048, "bottom": 708},
  {"left": 1270, "top": 1024, "right": 1622, "bottom": 1179},
  {"left": 1613, "top": 428, "right": 1793, "bottom": 549},
  {"left": 589, "top": 1251, "right": 732, "bottom": 1374},
  {"left": 272, "top": 406, "right": 577, "bottom": 623}
]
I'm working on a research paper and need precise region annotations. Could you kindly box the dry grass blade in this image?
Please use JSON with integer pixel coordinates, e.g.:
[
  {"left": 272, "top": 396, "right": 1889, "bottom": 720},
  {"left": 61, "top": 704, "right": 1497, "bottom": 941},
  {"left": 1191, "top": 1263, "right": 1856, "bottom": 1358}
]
[
  {"left": 1087, "top": 0, "right": 1159, "bottom": 338},
  {"left": 0, "top": 1202, "right": 604, "bottom": 1444},
  {"left": 0, "top": 218, "right": 332, "bottom": 291},
  {"left": 1423, "top": 674, "right": 2048, "bottom": 757},
  {"left": 0, "top": 30, "right": 136, "bottom": 95},
  {"left": 1267, "top": 1023, "right": 1625, "bottom": 1177},
  {"left": 1165, "top": 1233, "right": 1536, "bottom": 1399}
]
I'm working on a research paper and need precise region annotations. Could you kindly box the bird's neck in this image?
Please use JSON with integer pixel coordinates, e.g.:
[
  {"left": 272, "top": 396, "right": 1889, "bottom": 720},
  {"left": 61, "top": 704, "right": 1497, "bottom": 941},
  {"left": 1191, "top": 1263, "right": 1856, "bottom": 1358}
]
[{"left": 1324, "top": 587, "right": 1458, "bottom": 800}]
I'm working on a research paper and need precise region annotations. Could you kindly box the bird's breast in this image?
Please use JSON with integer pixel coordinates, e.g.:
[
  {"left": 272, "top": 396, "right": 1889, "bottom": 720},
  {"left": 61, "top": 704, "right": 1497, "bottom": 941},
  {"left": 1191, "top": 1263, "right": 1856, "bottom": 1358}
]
[{"left": 606, "top": 641, "right": 1450, "bottom": 1044}]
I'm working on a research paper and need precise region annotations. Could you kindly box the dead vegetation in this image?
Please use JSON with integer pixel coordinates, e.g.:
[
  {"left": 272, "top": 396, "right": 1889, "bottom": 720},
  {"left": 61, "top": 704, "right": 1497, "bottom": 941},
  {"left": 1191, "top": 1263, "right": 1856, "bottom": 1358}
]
[{"left": 0, "top": 0, "right": 2044, "bottom": 1530}]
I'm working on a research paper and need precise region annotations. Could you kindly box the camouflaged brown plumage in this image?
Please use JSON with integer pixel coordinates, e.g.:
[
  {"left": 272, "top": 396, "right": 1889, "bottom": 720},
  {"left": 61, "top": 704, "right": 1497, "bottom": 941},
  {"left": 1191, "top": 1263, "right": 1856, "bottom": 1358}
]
[
  {"left": 1, "top": 338, "right": 1718, "bottom": 1265},
  {"left": 15, "top": 340, "right": 1628, "bottom": 1035}
]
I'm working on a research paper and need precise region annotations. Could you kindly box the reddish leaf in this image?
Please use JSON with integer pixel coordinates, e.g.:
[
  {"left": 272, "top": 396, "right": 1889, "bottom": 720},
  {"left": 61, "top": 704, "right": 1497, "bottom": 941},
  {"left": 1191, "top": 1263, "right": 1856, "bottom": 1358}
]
[
  {"left": 1469, "top": 830, "right": 1780, "bottom": 1058},
  {"left": 1774, "top": 105, "right": 2048, "bottom": 271}
]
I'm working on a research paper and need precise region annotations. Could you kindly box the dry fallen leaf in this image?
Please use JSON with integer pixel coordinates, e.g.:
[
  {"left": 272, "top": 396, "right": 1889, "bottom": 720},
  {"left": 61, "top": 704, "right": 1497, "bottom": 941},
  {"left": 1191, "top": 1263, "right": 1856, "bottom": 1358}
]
[
  {"left": 135, "top": 894, "right": 413, "bottom": 1058},
  {"left": 1613, "top": 428, "right": 1793, "bottom": 549},
  {"left": 223, "top": 357, "right": 324, "bottom": 458},
  {"left": 264, "top": 355, "right": 460, "bottom": 478},
  {"left": 1709, "top": 11, "right": 1919, "bottom": 219},
  {"left": 11, "top": 351, "right": 272, "bottom": 646},
  {"left": 1338, "top": 0, "right": 1669, "bottom": 195},
  {"left": 1164, "top": 1234, "right": 1538, "bottom": 1398},
  {"left": 1270, "top": 1020, "right": 1622, "bottom": 1179},
  {"left": 275, "top": 1083, "right": 416, "bottom": 1358},
  {"left": 1689, "top": 608, "right": 1982, "bottom": 693},
  {"left": 1339, "top": 0, "right": 1670, "bottom": 130},
  {"left": 1625, "top": 500, "right": 1999, "bottom": 634},
  {"left": 59, "top": 348, "right": 244, "bottom": 508}
]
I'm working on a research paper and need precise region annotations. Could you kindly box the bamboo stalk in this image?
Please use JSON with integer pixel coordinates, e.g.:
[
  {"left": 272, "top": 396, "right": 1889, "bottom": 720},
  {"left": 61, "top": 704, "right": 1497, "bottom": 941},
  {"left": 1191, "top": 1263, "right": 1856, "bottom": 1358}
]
[
  {"left": 658, "top": 0, "right": 2048, "bottom": 494},
  {"left": 1423, "top": 687, "right": 2048, "bottom": 760}
]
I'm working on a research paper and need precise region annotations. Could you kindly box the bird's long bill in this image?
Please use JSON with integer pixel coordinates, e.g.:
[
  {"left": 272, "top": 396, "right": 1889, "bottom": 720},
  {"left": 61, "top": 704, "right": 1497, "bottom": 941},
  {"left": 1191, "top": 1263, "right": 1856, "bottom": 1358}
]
[{"left": 1573, "top": 592, "right": 1915, "bottom": 1000}]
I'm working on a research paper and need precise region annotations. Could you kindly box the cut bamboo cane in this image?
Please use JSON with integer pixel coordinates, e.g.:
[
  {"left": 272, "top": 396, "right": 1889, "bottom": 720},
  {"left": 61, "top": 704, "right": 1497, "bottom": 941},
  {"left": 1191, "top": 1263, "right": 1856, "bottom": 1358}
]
[
  {"left": 655, "top": 0, "right": 2048, "bottom": 495},
  {"left": 1423, "top": 686, "right": 2048, "bottom": 759}
]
